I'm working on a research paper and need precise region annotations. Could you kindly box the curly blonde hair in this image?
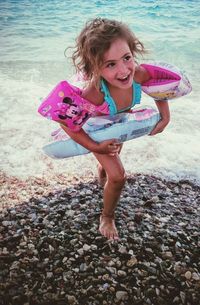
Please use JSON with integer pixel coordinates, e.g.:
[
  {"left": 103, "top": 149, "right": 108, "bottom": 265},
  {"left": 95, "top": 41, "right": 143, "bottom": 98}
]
[{"left": 71, "top": 18, "right": 146, "bottom": 85}]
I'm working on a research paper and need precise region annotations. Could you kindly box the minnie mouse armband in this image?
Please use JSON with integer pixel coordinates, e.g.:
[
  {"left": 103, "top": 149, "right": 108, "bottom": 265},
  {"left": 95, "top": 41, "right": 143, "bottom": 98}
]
[
  {"left": 141, "top": 62, "right": 192, "bottom": 101},
  {"left": 38, "top": 81, "right": 97, "bottom": 132}
]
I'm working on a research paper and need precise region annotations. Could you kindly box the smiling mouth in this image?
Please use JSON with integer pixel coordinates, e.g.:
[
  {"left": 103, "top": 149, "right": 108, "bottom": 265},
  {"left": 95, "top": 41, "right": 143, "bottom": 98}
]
[{"left": 117, "top": 74, "right": 130, "bottom": 82}]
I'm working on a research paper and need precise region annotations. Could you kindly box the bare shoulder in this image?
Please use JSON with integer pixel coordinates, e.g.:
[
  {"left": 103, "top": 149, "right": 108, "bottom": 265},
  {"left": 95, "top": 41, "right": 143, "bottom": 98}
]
[
  {"left": 82, "top": 83, "right": 104, "bottom": 105},
  {"left": 134, "top": 64, "right": 151, "bottom": 84}
]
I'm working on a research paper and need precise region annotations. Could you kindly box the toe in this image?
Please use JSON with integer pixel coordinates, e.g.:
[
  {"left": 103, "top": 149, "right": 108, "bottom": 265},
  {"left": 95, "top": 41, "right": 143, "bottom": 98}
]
[{"left": 114, "top": 234, "right": 119, "bottom": 240}]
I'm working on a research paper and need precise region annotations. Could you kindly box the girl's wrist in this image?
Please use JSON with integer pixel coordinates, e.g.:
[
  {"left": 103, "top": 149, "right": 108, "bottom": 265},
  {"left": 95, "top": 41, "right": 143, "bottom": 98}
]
[{"left": 88, "top": 141, "right": 100, "bottom": 152}]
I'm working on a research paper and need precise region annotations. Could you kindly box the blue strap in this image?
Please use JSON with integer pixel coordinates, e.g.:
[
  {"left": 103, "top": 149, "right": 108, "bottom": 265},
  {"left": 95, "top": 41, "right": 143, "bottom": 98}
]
[
  {"left": 133, "top": 81, "right": 142, "bottom": 106},
  {"left": 100, "top": 79, "right": 141, "bottom": 116}
]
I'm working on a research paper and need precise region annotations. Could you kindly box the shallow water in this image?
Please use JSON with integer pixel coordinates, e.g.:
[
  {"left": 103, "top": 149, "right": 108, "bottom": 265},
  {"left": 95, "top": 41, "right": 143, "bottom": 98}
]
[{"left": 0, "top": 0, "right": 200, "bottom": 183}]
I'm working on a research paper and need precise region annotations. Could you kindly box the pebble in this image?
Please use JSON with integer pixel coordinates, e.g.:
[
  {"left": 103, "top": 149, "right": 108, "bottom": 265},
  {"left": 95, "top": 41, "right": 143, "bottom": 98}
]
[
  {"left": 83, "top": 244, "right": 91, "bottom": 251},
  {"left": 67, "top": 295, "right": 77, "bottom": 304},
  {"left": 127, "top": 256, "right": 138, "bottom": 267},
  {"left": 117, "top": 270, "right": 127, "bottom": 277},
  {"left": 46, "top": 271, "right": 53, "bottom": 279},
  {"left": 118, "top": 245, "right": 127, "bottom": 254},
  {"left": 162, "top": 251, "right": 173, "bottom": 259},
  {"left": 80, "top": 263, "right": 87, "bottom": 272},
  {"left": 185, "top": 271, "right": 192, "bottom": 280},
  {"left": 192, "top": 272, "right": 200, "bottom": 281},
  {"left": 116, "top": 290, "right": 128, "bottom": 301}
]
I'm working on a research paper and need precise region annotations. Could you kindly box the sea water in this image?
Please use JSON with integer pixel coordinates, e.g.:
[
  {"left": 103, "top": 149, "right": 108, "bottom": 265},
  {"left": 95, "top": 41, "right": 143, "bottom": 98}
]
[{"left": 0, "top": 0, "right": 200, "bottom": 184}]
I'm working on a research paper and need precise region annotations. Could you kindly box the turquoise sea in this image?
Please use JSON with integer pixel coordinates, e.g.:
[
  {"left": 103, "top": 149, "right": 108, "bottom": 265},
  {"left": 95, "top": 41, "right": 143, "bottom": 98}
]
[{"left": 0, "top": 0, "right": 200, "bottom": 183}]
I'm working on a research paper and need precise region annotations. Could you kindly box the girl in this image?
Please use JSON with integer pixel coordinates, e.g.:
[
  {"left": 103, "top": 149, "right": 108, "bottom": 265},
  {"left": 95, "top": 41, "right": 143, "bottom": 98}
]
[{"left": 61, "top": 18, "right": 170, "bottom": 240}]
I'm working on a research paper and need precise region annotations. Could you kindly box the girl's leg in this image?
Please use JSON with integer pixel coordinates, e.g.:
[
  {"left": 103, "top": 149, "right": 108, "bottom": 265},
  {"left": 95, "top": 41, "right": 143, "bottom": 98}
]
[
  {"left": 97, "top": 163, "right": 107, "bottom": 187},
  {"left": 97, "top": 144, "right": 123, "bottom": 187},
  {"left": 93, "top": 151, "right": 126, "bottom": 240}
]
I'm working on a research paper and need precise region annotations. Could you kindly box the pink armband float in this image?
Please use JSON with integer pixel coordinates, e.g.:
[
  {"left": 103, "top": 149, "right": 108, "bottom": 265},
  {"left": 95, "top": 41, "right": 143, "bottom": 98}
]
[
  {"left": 38, "top": 81, "right": 97, "bottom": 132},
  {"left": 141, "top": 62, "right": 192, "bottom": 100}
]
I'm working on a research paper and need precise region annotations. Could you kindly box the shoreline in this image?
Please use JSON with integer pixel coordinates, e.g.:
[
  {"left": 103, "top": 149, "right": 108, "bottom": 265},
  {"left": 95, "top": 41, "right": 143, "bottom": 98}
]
[
  {"left": 0, "top": 171, "right": 200, "bottom": 304},
  {"left": 1, "top": 170, "right": 199, "bottom": 211}
]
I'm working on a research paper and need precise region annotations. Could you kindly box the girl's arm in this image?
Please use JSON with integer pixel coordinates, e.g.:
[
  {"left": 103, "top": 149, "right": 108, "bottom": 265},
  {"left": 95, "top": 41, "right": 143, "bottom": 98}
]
[
  {"left": 150, "top": 100, "right": 170, "bottom": 135},
  {"left": 60, "top": 124, "right": 121, "bottom": 155}
]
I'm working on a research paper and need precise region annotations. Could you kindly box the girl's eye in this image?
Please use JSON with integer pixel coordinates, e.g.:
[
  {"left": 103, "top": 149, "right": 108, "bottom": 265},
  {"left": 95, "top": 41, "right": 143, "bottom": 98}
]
[
  {"left": 106, "top": 62, "right": 115, "bottom": 68},
  {"left": 124, "top": 55, "right": 132, "bottom": 61}
]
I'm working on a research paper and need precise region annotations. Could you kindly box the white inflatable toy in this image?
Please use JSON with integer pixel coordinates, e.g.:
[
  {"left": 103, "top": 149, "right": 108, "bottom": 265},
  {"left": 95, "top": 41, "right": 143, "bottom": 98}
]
[{"left": 43, "top": 107, "right": 160, "bottom": 159}]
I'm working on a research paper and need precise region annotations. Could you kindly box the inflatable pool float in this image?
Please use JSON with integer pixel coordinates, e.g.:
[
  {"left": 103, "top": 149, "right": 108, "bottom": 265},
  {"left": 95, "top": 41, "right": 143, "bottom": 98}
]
[{"left": 43, "top": 107, "right": 160, "bottom": 159}]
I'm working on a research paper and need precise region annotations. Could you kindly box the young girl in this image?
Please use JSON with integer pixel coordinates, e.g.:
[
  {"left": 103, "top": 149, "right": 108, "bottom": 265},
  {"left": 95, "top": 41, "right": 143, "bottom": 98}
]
[{"left": 61, "top": 18, "right": 170, "bottom": 240}]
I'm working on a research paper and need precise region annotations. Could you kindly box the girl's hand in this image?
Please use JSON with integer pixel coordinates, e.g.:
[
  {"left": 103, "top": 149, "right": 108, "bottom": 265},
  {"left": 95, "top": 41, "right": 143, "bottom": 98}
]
[
  {"left": 149, "top": 118, "right": 170, "bottom": 136},
  {"left": 95, "top": 139, "right": 121, "bottom": 155}
]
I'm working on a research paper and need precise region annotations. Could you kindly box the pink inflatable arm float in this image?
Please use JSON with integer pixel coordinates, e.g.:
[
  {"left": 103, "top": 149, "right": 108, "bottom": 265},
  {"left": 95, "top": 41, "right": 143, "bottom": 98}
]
[
  {"left": 141, "top": 62, "right": 192, "bottom": 100},
  {"left": 38, "top": 81, "right": 97, "bottom": 132}
]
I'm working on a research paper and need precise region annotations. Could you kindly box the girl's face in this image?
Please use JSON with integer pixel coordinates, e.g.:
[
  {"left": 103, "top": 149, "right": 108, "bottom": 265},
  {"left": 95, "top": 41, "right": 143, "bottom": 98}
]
[{"left": 100, "top": 38, "right": 136, "bottom": 90}]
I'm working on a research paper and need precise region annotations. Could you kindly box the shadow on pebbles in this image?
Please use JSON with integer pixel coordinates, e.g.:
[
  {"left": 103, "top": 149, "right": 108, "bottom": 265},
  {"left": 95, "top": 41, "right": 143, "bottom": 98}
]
[{"left": 0, "top": 174, "right": 200, "bottom": 305}]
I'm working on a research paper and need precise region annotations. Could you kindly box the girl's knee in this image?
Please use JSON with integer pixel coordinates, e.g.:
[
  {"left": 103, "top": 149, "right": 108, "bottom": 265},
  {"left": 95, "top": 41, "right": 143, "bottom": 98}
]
[{"left": 108, "top": 171, "right": 127, "bottom": 186}]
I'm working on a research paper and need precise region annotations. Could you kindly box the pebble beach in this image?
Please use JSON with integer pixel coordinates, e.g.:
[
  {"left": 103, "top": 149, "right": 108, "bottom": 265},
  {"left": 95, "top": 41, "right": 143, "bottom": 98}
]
[
  {"left": 1, "top": 171, "right": 200, "bottom": 305},
  {"left": 1, "top": 0, "right": 200, "bottom": 304}
]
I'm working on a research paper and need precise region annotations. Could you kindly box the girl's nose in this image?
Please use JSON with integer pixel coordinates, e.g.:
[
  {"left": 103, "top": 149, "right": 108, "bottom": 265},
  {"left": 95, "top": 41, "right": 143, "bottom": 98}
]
[{"left": 117, "top": 62, "right": 128, "bottom": 75}]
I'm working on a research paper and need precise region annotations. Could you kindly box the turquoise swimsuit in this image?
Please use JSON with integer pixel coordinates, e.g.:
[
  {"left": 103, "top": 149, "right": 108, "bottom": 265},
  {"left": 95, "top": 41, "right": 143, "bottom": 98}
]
[{"left": 100, "top": 79, "right": 142, "bottom": 116}]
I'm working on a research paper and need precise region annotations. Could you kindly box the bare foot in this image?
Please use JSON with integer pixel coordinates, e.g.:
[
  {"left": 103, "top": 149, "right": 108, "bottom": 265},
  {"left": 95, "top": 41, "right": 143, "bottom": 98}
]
[
  {"left": 97, "top": 164, "right": 107, "bottom": 187},
  {"left": 99, "top": 214, "right": 119, "bottom": 240}
]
